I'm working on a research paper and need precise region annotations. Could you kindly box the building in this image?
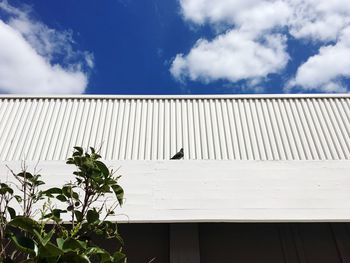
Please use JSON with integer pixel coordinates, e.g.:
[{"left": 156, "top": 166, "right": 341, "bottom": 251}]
[{"left": 0, "top": 94, "right": 350, "bottom": 262}]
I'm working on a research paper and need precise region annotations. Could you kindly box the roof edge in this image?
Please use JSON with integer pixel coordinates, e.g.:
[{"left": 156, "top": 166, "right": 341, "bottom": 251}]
[{"left": 0, "top": 93, "right": 349, "bottom": 99}]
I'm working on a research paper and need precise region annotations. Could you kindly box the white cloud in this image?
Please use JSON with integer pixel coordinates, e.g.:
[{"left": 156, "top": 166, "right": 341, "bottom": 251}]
[
  {"left": 172, "top": 0, "right": 350, "bottom": 92},
  {"left": 288, "top": 0, "right": 350, "bottom": 42},
  {"left": 0, "top": 1, "right": 93, "bottom": 94},
  {"left": 288, "top": 27, "right": 350, "bottom": 92},
  {"left": 171, "top": 30, "right": 289, "bottom": 83}
]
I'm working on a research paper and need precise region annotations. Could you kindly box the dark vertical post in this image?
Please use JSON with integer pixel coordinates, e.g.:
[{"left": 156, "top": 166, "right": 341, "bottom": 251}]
[{"left": 170, "top": 223, "right": 200, "bottom": 263}]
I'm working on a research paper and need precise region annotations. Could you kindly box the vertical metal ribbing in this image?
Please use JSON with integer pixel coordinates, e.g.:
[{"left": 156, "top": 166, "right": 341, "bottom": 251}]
[
  {"left": 232, "top": 99, "right": 244, "bottom": 160},
  {"left": 322, "top": 99, "right": 346, "bottom": 159},
  {"left": 51, "top": 99, "right": 68, "bottom": 160},
  {"left": 131, "top": 99, "right": 141, "bottom": 160},
  {"left": 283, "top": 99, "right": 303, "bottom": 160},
  {"left": 118, "top": 99, "right": 130, "bottom": 159},
  {"left": 53, "top": 99, "right": 73, "bottom": 160},
  {"left": 151, "top": 99, "right": 158, "bottom": 160},
  {"left": 251, "top": 99, "right": 267, "bottom": 160},
  {"left": 0, "top": 99, "right": 21, "bottom": 160},
  {"left": 329, "top": 99, "right": 350, "bottom": 158},
  {"left": 261, "top": 99, "right": 274, "bottom": 160},
  {"left": 100, "top": 99, "right": 113, "bottom": 159},
  {"left": 187, "top": 99, "right": 195, "bottom": 159},
  {"left": 86, "top": 99, "right": 100, "bottom": 153},
  {"left": 113, "top": 99, "right": 124, "bottom": 159},
  {"left": 210, "top": 99, "right": 221, "bottom": 159},
  {"left": 0, "top": 99, "right": 12, "bottom": 158},
  {"left": 27, "top": 99, "right": 49, "bottom": 160},
  {"left": 6, "top": 99, "right": 37, "bottom": 161},
  {"left": 289, "top": 99, "right": 308, "bottom": 159},
  {"left": 239, "top": 99, "right": 252, "bottom": 160},
  {"left": 316, "top": 98, "right": 342, "bottom": 159},
  {"left": 146, "top": 99, "right": 153, "bottom": 160},
  {"left": 226, "top": 99, "right": 238, "bottom": 159},
  {"left": 306, "top": 98, "right": 331, "bottom": 159},
  {"left": 197, "top": 99, "right": 207, "bottom": 159},
  {"left": 295, "top": 99, "right": 319, "bottom": 160},
  {"left": 266, "top": 99, "right": 286, "bottom": 160},
  {"left": 310, "top": 98, "right": 336, "bottom": 159},
  {"left": 220, "top": 99, "right": 233, "bottom": 160},
  {"left": 164, "top": 99, "right": 170, "bottom": 160},
  {"left": 181, "top": 100, "right": 189, "bottom": 160},
  {"left": 0, "top": 96, "right": 349, "bottom": 161},
  {"left": 17, "top": 99, "right": 44, "bottom": 161},
  {"left": 34, "top": 99, "right": 58, "bottom": 160},
  {"left": 57, "top": 99, "right": 80, "bottom": 160},
  {"left": 195, "top": 100, "right": 202, "bottom": 158},
  {"left": 270, "top": 99, "right": 287, "bottom": 160},
  {"left": 278, "top": 99, "right": 298, "bottom": 160},
  {"left": 138, "top": 99, "right": 147, "bottom": 160},
  {"left": 215, "top": 99, "right": 227, "bottom": 160},
  {"left": 93, "top": 99, "right": 107, "bottom": 154},
  {"left": 106, "top": 100, "right": 116, "bottom": 159},
  {"left": 125, "top": 99, "right": 136, "bottom": 160},
  {"left": 157, "top": 100, "right": 164, "bottom": 159},
  {"left": 203, "top": 99, "right": 214, "bottom": 159},
  {"left": 65, "top": 99, "right": 84, "bottom": 158},
  {"left": 175, "top": 99, "right": 182, "bottom": 154},
  {"left": 246, "top": 99, "right": 260, "bottom": 160}
]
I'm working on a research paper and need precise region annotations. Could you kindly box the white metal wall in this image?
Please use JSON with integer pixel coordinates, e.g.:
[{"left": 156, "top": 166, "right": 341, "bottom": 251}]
[
  {"left": 0, "top": 95, "right": 349, "bottom": 161},
  {"left": 2, "top": 160, "right": 350, "bottom": 222}
]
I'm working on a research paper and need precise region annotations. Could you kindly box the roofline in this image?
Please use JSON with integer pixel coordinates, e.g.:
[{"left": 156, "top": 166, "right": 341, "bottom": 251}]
[{"left": 0, "top": 93, "right": 349, "bottom": 99}]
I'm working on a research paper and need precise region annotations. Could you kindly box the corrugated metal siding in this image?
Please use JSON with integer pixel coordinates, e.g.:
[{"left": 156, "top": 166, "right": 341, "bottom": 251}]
[{"left": 0, "top": 95, "right": 349, "bottom": 161}]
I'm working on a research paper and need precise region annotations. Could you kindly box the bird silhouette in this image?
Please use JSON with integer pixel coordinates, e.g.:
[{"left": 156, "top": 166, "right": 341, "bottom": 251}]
[{"left": 170, "top": 148, "right": 184, "bottom": 159}]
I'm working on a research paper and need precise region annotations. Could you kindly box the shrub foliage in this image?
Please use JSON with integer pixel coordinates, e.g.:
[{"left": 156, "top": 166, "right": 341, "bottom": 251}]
[{"left": 0, "top": 147, "right": 125, "bottom": 263}]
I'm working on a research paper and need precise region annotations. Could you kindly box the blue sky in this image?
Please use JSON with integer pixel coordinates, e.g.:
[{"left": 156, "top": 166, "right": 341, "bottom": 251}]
[{"left": 0, "top": 0, "right": 350, "bottom": 94}]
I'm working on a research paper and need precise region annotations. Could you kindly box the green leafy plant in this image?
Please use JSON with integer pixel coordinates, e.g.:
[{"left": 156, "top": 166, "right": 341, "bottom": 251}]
[{"left": 0, "top": 147, "right": 125, "bottom": 263}]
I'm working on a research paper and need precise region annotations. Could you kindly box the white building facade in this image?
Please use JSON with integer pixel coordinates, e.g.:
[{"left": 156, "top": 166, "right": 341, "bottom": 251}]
[{"left": 0, "top": 94, "right": 349, "bottom": 262}]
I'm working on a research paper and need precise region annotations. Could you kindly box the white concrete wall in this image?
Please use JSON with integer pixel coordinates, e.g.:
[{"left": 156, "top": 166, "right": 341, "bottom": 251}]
[{"left": 1, "top": 160, "right": 350, "bottom": 222}]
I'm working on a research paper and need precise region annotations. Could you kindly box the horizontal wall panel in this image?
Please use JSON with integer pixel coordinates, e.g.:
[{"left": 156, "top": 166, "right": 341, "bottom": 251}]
[
  {"left": 0, "top": 95, "right": 349, "bottom": 161},
  {"left": 2, "top": 160, "right": 350, "bottom": 222}
]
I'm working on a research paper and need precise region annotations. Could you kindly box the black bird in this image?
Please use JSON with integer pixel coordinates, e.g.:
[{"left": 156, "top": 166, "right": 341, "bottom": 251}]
[{"left": 171, "top": 148, "right": 184, "bottom": 160}]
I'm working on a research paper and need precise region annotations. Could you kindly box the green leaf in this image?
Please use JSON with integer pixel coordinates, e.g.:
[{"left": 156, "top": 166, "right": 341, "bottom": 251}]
[
  {"left": 10, "top": 235, "right": 36, "bottom": 256},
  {"left": 73, "top": 146, "right": 84, "bottom": 155},
  {"left": 95, "top": 161, "right": 109, "bottom": 177},
  {"left": 86, "top": 209, "right": 99, "bottom": 224},
  {"left": 66, "top": 158, "right": 75, "bottom": 164},
  {"left": 111, "top": 184, "right": 124, "bottom": 206},
  {"left": 8, "top": 216, "right": 40, "bottom": 234},
  {"left": 56, "top": 238, "right": 64, "bottom": 249},
  {"left": 36, "top": 180, "right": 45, "bottom": 186},
  {"left": 72, "top": 191, "right": 79, "bottom": 200},
  {"left": 74, "top": 210, "right": 83, "bottom": 222},
  {"left": 56, "top": 194, "right": 67, "bottom": 202},
  {"left": 61, "top": 238, "right": 85, "bottom": 252},
  {"left": 62, "top": 186, "right": 73, "bottom": 197},
  {"left": 43, "top": 187, "right": 62, "bottom": 196},
  {"left": 38, "top": 242, "right": 64, "bottom": 257},
  {"left": 14, "top": 195, "right": 22, "bottom": 203},
  {"left": 17, "top": 172, "right": 33, "bottom": 179},
  {"left": 86, "top": 247, "right": 111, "bottom": 262},
  {"left": 52, "top": 209, "right": 66, "bottom": 219},
  {"left": 0, "top": 183, "right": 13, "bottom": 195},
  {"left": 90, "top": 147, "right": 96, "bottom": 154},
  {"left": 7, "top": 206, "right": 16, "bottom": 219},
  {"left": 33, "top": 228, "right": 54, "bottom": 246},
  {"left": 112, "top": 251, "right": 126, "bottom": 263}
]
